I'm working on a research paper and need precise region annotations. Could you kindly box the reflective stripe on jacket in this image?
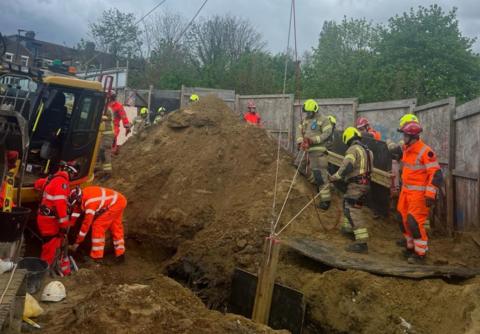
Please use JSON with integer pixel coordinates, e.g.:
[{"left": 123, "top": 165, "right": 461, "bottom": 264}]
[
  {"left": 75, "top": 186, "right": 124, "bottom": 244},
  {"left": 401, "top": 139, "right": 440, "bottom": 198}
]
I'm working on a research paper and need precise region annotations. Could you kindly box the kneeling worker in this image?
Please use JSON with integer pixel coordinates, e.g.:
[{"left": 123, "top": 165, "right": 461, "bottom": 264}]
[
  {"left": 329, "top": 127, "right": 373, "bottom": 253},
  {"left": 68, "top": 186, "right": 127, "bottom": 262}
]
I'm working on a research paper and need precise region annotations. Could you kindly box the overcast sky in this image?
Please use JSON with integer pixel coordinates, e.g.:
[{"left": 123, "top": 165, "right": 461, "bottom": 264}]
[{"left": 1, "top": 0, "right": 479, "bottom": 53}]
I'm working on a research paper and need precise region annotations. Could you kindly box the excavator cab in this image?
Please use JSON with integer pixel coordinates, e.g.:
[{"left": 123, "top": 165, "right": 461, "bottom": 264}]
[{"left": 0, "top": 68, "right": 106, "bottom": 205}]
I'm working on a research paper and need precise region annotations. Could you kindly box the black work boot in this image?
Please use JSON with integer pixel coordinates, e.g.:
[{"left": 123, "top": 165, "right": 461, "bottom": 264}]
[
  {"left": 318, "top": 201, "right": 331, "bottom": 211},
  {"left": 396, "top": 239, "right": 407, "bottom": 247},
  {"left": 407, "top": 253, "right": 426, "bottom": 265},
  {"left": 345, "top": 243, "right": 368, "bottom": 254}
]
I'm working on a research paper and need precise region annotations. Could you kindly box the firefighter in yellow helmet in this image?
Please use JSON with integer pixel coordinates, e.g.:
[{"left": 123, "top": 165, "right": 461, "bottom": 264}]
[
  {"left": 296, "top": 99, "right": 335, "bottom": 210},
  {"left": 329, "top": 127, "right": 374, "bottom": 253},
  {"left": 190, "top": 94, "right": 199, "bottom": 103},
  {"left": 133, "top": 106, "right": 149, "bottom": 135}
]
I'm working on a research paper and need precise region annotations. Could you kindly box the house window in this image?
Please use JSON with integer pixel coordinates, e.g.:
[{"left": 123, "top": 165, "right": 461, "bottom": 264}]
[
  {"left": 43, "top": 59, "right": 53, "bottom": 67},
  {"left": 4, "top": 52, "right": 14, "bottom": 62},
  {"left": 20, "top": 56, "right": 29, "bottom": 67}
]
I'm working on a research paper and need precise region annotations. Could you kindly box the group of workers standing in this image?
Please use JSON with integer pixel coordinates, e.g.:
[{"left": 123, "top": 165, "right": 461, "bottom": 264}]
[{"left": 297, "top": 99, "right": 442, "bottom": 264}]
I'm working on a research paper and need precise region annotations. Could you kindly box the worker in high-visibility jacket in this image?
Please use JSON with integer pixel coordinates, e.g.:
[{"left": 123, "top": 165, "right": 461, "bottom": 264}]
[
  {"left": 356, "top": 117, "right": 381, "bottom": 140},
  {"left": 68, "top": 186, "right": 127, "bottom": 262},
  {"left": 329, "top": 127, "right": 374, "bottom": 253},
  {"left": 296, "top": 99, "right": 334, "bottom": 210},
  {"left": 190, "top": 94, "right": 199, "bottom": 104},
  {"left": 133, "top": 107, "right": 149, "bottom": 135},
  {"left": 395, "top": 116, "right": 442, "bottom": 264},
  {"left": 97, "top": 105, "right": 115, "bottom": 179},
  {"left": 244, "top": 100, "right": 262, "bottom": 126},
  {"left": 34, "top": 162, "right": 77, "bottom": 265},
  {"left": 108, "top": 91, "right": 131, "bottom": 155}
]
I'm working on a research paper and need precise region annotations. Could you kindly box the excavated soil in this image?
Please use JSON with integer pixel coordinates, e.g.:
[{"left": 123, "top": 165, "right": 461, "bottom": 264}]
[{"left": 37, "top": 96, "right": 480, "bottom": 334}]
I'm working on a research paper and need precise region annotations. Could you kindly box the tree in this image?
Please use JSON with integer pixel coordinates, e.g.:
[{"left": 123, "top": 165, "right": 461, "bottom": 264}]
[
  {"left": 89, "top": 8, "right": 142, "bottom": 60},
  {"left": 303, "top": 17, "right": 380, "bottom": 101},
  {"left": 376, "top": 5, "right": 480, "bottom": 104}
]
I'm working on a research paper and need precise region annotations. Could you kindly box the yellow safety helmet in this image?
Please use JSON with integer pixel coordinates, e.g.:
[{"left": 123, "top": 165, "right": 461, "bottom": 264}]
[
  {"left": 303, "top": 99, "right": 319, "bottom": 113},
  {"left": 190, "top": 94, "right": 199, "bottom": 102},
  {"left": 140, "top": 107, "right": 148, "bottom": 115},
  {"left": 342, "top": 127, "right": 362, "bottom": 145},
  {"left": 328, "top": 115, "right": 337, "bottom": 125},
  {"left": 399, "top": 114, "right": 419, "bottom": 128}
]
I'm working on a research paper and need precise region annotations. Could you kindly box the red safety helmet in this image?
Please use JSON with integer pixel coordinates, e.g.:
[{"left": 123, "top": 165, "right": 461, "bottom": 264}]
[
  {"left": 399, "top": 121, "right": 423, "bottom": 136},
  {"left": 247, "top": 100, "right": 256, "bottom": 109},
  {"left": 356, "top": 117, "right": 369, "bottom": 129}
]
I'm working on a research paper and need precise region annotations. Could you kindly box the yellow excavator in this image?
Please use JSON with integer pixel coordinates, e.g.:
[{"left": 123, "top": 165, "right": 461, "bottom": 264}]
[{"left": 0, "top": 34, "right": 107, "bottom": 213}]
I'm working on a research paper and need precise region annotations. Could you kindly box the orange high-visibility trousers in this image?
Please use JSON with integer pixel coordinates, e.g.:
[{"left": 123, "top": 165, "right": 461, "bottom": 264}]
[
  {"left": 397, "top": 189, "right": 429, "bottom": 256},
  {"left": 90, "top": 194, "right": 127, "bottom": 259}
]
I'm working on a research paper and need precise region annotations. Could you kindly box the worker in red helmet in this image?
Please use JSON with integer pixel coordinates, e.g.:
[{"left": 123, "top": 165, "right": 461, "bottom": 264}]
[
  {"left": 108, "top": 90, "right": 131, "bottom": 155},
  {"left": 68, "top": 186, "right": 127, "bottom": 263},
  {"left": 0, "top": 151, "right": 19, "bottom": 210},
  {"left": 396, "top": 120, "right": 442, "bottom": 264},
  {"left": 34, "top": 161, "right": 78, "bottom": 266},
  {"left": 356, "top": 117, "right": 381, "bottom": 141},
  {"left": 244, "top": 100, "right": 261, "bottom": 126}
]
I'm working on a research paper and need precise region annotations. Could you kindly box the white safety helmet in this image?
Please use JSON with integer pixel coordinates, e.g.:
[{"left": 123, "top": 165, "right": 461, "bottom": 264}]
[{"left": 41, "top": 281, "right": 66, "bottom": 302}]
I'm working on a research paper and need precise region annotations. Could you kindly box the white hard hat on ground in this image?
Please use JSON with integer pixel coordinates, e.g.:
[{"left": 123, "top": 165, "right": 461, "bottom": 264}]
[{"left": 41, "top": 281, "right": 66, "bottom": 302}]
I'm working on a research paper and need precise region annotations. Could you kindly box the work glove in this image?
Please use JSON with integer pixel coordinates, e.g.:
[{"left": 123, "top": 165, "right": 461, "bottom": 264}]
[
  {"left": 425, "top": 197, "right": 436, "bottom": 208},
  {"left": 58, "top": 227, "right": 68, "bottom": 238},
  {"left": 300, "top": 138, "right": 312, "bottom": 151}
]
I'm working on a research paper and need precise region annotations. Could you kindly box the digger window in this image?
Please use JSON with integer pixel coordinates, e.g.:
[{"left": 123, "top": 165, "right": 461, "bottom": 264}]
[{"left": 70, "top": 95, "right": 102, "bottom": 148}]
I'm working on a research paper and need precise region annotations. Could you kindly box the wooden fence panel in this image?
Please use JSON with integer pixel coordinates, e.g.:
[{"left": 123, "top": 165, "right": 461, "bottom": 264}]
[
  {"left": 414, "top": 98, "right": 454, "bottom": 165},
  {"left": 180, "top": 86, "right": 235, "bottom": 110},
  {"left": 453, "top": 98, "right": 480, "bottom": 230},
  {"left": 357, "top": 99, "right": 416, "bottom": 142},
  {"left": 237, "top": 94, "right": 294, "bottom": 150}
]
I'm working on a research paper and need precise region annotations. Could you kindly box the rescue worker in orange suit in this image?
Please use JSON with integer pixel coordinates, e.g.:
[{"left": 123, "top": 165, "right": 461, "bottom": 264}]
[
  {"left": 68, "top": 186, "right": 126, "bottom": 263},
  {"left": 34, "top": 162, "right": 77, "bottom": 266},
  {"left": 0, "top": 151, "right": 19, "bottom": 210},
  {"left": 329, "top": 127, "right": 373, "bottom": 253},
  {"left": 244, "top": 100, "right": 262, "bottom": 126},
  {"left": 356, "top": 117, "right": 381, "bottom": 141},
  {"left": 107, "top": 91, "right": 131, "bottom": 155},
  {"left": 393, "top": 117, "right": 443, "bottom": 264}
]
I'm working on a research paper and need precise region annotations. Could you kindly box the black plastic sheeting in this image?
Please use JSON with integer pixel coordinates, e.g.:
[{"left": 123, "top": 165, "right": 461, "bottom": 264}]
[
  {"left": 229, "top": 268, "right": 305, "bottom": 334},
  {"left": 328, "top": 130, "right": 392, "bottom": 216}
]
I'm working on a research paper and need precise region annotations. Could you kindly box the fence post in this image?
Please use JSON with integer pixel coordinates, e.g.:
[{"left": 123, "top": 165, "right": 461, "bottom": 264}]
[{"left": 447, "top": 97, "right": 456, "bottom": 234}]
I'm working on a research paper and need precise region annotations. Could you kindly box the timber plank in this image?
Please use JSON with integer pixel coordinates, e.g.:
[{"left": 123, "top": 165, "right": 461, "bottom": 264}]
[{"left": 283, "top": 238, "right": 480, "bottom": 279}]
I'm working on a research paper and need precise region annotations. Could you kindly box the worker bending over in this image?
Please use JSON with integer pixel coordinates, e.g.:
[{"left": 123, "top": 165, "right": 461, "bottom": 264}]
[
  {"left": 296, "top": 99, "right": 334, "bottom": 210},
  {"left": 390, "top": 114, "right": 442, "bottom": 264},
  {"left": 329, "top": 127, "right": 373, "bottom": 253},
  {"left": 68, "top": 186, "right": 127, "bottom": 263}
]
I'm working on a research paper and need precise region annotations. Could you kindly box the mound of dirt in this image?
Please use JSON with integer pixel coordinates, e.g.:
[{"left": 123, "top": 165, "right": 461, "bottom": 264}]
[
  {"left": 105, "top": 96, "right": 315, "bottom": 305},
  {"left": 39, "top": 267, "right": 286, "bottom": 334}
]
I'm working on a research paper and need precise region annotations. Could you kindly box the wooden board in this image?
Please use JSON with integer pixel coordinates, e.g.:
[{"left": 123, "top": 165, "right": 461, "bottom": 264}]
[
  {"left": 283, "top": 238, "right": 480, "bottom": 279},
  {"left": 0, "top": 269, "right": 27, "bottom": 332},
  {"left": 230, "top": 268, "right": 305, "bottom": 334}
]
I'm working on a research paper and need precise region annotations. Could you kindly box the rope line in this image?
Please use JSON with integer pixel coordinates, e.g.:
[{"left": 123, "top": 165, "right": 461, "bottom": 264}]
[
  {"left": 273, "top": 150, "right": 305, "bottom": 231},
  {"left": 275, "top": 184, "right": 330, "bottom": 236}
]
